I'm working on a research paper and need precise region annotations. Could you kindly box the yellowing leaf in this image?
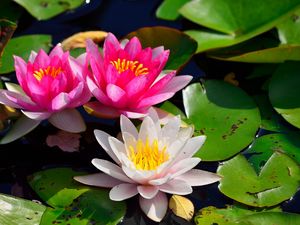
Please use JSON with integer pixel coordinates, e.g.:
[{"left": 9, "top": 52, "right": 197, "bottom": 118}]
[
  {"left": 61, "top": 31, "right": 108, "bottom": 51},
  {"left": 169, "top": 195, "right": 194, "bottom": 221}
]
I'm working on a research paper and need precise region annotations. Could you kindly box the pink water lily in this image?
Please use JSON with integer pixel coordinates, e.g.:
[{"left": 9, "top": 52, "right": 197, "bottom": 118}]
[
  {"left": 84, "top": 33, "right": 192, "bottom": 118},
  {"left": 74, "top": 108, "right": 221, "bottom": 222},
  {"left": 0, "top": 45, "right": 91, "bottom": 143}
]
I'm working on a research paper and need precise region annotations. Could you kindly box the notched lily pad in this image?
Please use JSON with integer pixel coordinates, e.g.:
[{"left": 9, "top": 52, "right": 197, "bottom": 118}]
[
  {"left": 125, "top": 26, "right": 197, "bottom": 70},
  {"left": 218, "top": 152, "right": 300, "bottom": 207},
  {"left": 183, "top": 80, "right": 260, "bottom": 161}
]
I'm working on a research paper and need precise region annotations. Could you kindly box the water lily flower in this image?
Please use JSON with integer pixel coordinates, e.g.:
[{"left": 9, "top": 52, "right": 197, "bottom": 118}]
[
  {"left": 84, "top": 33, "right": 192, "bottom": 118},
  {"left": 0, "top": 45, "right": 91, "bottom": 143},
  {"left": 74, "top": 108, "right": 221, "bottom": 222}
]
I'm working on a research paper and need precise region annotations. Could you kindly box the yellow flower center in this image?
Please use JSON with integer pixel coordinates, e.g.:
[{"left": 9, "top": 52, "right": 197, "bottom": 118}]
[
  {"left": 129, "top": 138, "right": 169, "bottom": 171},
  {"left": 110, "top": 58, "right": 149, "bottom": 76},
  {"left": 33, "top": 66, "right": 62, "bottom": 81}
]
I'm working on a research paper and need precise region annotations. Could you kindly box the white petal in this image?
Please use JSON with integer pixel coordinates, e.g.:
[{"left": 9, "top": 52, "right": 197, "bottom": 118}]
[
  {"left": 108, "top": 136, "right": 126, "bottom": 162},
  {"left": 5, "top": 83, "right": 26, "bottom": 96},
  {"left": 74, "top": 173, "right": 122, "bottom": 187},
  {"left": 137, "top": 185, "right": 159, "bottom": 199},
  {"left": 159, "top": 179, "right": 192, "bottom": 195},
  {"left": 0, "top": 115, "right": 40, "bottom": 144},
  {"left": 120, "top": 115, "right": 138, "bottom": 138},
  {"left": 94, "top": 130, "right": 121, "bottom": 164},
  {"left": 175, "top": 135, "right": 206, "bottom": 162},
  {"left": 147, "top": 107, "right": 161, "bottom": 134},
  {"left": 138, "top": 116, "right": 157, "bottom": 143},
  {"left": 161, "top": 115, "right": 181, "bottom": 143},
  {"left": 48, "top": 109, "right": 86, "bottom": 133},
  {"left": 92, "top": 158, "right": 133, "bottom": 183},
  {"left": 122, "top": 132, "right": 136, "bottom": 154},
  {"left": 122, "top": 165, "right": 155, "bottom": 184},
  {"left": 176, "top": 169, "right": 221, "bottom": 186},
  {"left": 51, "top": 92, "right": 70, "bottom": 111},
  {"left": 170, "top": 158, "right": 201, "bottom": 178},
  {"left": 28, "top": 51, "right": 37, "bottom": 63},
  {"left": 139, "top": 191, "right": 168, "bottom": 222},
  {"left": 109, "top": 183, "right": 138, "bottom": 201},
  {"left": 148, "top": 174, "right": 171, "bottom": 186},
  {"left": 22, "top": 111, "right": 51, "bottom": 120}
]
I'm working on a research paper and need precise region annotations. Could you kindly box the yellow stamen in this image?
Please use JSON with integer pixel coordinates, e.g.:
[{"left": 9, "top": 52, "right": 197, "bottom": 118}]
[
  {"left": 129, "top": 138, "right": 169, "bottom": 171},
  {"left": 110, "top": 58, "right": 148, "bottom": 76},
  {"left": 33, "top": 66, "right": 62, "bottom": 81}
]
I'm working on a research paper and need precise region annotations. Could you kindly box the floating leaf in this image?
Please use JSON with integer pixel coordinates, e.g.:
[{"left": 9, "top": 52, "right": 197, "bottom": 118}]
[
  {"left": 269, "top": 62, "right": 300, "bottom": 128},
  {"left": 194, "top": 205, "right": 281, "bottom": 225},
  {"left": 61, "top": 31, "right": 107, "bottom": 50},
  {"left": 239, "top": 212, "right": 300, "bottom": 225},
  {"left": 0, "top": 193, "right": 46, "bottom": 225},
  {"left": 169, "top": 195, "right": 194, "bottom": 221},
  {"left": 0, "top": 20, "right": 16, "bottom": 56},
  {"left": 218, "top": 152, "right": 300, "bottom": 207},
  {"left": 183, "top": 81, "right": 260, "bottom": 161},
  {"left": 0, "top": 35, "right": 52, "bottom": 74},
  {"left": 246, "top": 133, "right": 300, "bottom": 172},
  {"left": 156, "top": 0, "right": 189, "bottom": 20},
  {"left": 160, "top": 101, "right": 187, "bottom": 120},
  {"left": 179, "top": 0, "right": 300, "bottom": 35},
  {"left": 125, "top": 26, "right": 197, "bottom": 70},
  {"left": 277, "top": 8, "right": 300, "bottom": 44},
  {"left": 13, "top": 0, "right": 85, "bottom": 20},
  {"left": 29, "top": 168, "right": 126, "bottom": 225}
]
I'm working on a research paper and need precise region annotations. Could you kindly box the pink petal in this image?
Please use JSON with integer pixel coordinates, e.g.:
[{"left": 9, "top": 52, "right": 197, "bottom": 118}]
[
  {"left": 0, "top": 90, "right": 23, "bottom": 108},
  {"left": 49, "top": 45, "right": 64, "bottom": 58},
  {"left": 0, "top": 90, "right": 39, "bottom": 110},
  {"left": 91, "top": 158, "right": 133, "bottom": 183},
  {"left": 151, "top": 46, "right": 164, "bottom": 60},
  {"left": 33, "top": 49, "right": 50, "bottom": 69},
  {"left": 139, "top": 191, "right": 168, "bottom": 222},
  {"left": 0, "top": 115, "right": 40, "bottom": 144},
  {"left": 84, "top": 101, "right": 120, "bottom": 119},
  {"left": 157, "top": 75, "right": 192, "bottom": 94},
  {"left": 176, "top": 169, "right": 221, "bottom": 186},
  {"left": 136, "top": 92, "right": 174, "bottom": 109},
  {"left": 109, "top": 183, "right": 138, "bottom": 201},
  {"left": 13, "top": 56, "right": 28, "bottom": 89},
  {"left": 120, "top": 115, "right": 138, "bottom": 138},
  {"left": 146, "top": 71, "right": 176, "bottom": 96},
  {"left": 94, "top": 130, "right": 121, "bottom": 164},
  {"left": 48, "top": 108, "right": 86, "bottom": 133},
  {"left": 22, "top": 111, "right": 51, "bottom": 120},
  {"left": 120, "top": 110, "right": 147, "bottom": 119},
  {"left": 86, "top": 39, "right": 103, "bottom": 64},
  {"left": 86, "top": 76, "right": 111, "bottom": 105},
  {"left": 74, "top": 173, "right": 122, "bottom": 188},
  {"left": 103, "top": 33, "right": 121, "bottom": 58},
  {"left": 124, "top": 37, "right": 142, "bottom": 59},
  {"left": 137, "top": 185, "right": 159, "bottom": 199},
  {"left": 106, "top": 84, "right": 127, "bottom": 107},
  {"left": 169, "top": 158, "right": 201, "bottom": 178},
  {"left": 159, "top": 179, "right": 192, "bottom": 195},
  {"left": 51, "top": 92, "right": 70, "bottom": 111},
  {"left": 124, "top": 75, "right": 148, "bottom": 99},
  {"left": 156, "top": 50, "right": 170, "bottom": 72}
]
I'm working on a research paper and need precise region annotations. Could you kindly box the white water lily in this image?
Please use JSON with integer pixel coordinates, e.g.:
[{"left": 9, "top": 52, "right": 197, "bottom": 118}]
[{"left": 74, "top": 108, "right": 221, "bottom": 222}]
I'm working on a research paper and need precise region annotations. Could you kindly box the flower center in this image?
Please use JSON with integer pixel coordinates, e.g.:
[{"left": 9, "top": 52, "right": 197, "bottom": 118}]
[
  {"left": 110, "top": 58, "right": 149, "bottom": 76},
  {"left": 129, "top": 138, "right": 169, "bottom": 171},
  {"left": 33, "top": 66, "right": 62, "bottom": 81}
]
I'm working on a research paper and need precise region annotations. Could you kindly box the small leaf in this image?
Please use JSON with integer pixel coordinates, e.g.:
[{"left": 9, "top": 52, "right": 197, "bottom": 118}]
[
  {"left": 169, "top": 195, "right": 194, "bottom": 221},
  {"left": 61, "top": 31, "right": 107, "bottom": 51}
]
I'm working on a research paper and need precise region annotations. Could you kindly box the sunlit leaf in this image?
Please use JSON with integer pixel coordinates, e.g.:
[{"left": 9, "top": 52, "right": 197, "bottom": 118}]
[
  {"left": 277, "top": 8, "right": 300, "bottom": 44},
  {"left": 218, "top": 152, "right": 300, "bottom": 207},
  {"left": 156, "top": 0, "right": 189, "bottom": 20},
  {"left": 169, "top": 195, "right": 194, "bottom": 221}
]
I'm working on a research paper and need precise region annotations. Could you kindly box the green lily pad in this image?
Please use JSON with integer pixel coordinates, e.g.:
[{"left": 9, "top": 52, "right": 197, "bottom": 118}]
[
  {"left": 0, "top": 34, "right": 52, "bottom": 74},
  {"left": 156, "top": 0, "right": 189, "bottom": 21},
  {"left": 194, "top": 205, "right": 281, "bottom": 225},
  {"left": 183, "top": 81, "right": 260, "bottom": 161},
  {"left": 277, "top": 8, "right": 300, "bottom": 44},
  {"left": 13, "top": 0, "right": 85, "bottom": 20},
  {"left": 29, "top": 168, "right": 126, "bottom": 225},
  {"left": 240, "top": 212, "right": 300, "bottom": 225},
  {"left": 218, "top": 152, "right": 300, "bottom": 207},
  {"left": 125, "top": 26, "right": 197, "bottom": 70},
  {"left": 246, "top": 133, "right": 300, "bottom": 172},
  {"left": 0, "top": 193, "right": 46, "bottom": 225},
  {"left": 269, "top": 62, "right": 300, "bottom": 128},
  {"left": 160, "top": 101, "right": 187, "bottom": 119},
  {"left": 179, "top": 0, "right": 300, "bottom": 35}
]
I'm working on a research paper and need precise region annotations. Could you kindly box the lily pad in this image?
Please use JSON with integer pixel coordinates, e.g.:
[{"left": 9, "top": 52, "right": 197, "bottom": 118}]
[
  {"left": 194, "top": 205, "right": 281, "bottom": 225},
  {"left": 246, "top": 133, "right": 300, "bottom": 172},
  {"left": 277, "top": 8, "right": 300, "bottom": 44},
  {"left": 160, "top": 101, "right": 187, "bottom": 119},
  {"left": 0, "top": 193, "right": 46, "bottom": 225},
  {"left": 29, "top": 168, "right": 126, "bottom": 225},
  {"left": 0, "top": 34, "right": 52, "bottom": 74},
  {"left": 125, "top": 26, "right": 197, "bottom": 70},
  {"left": 156, "top": 0, "right": 189, "bottom": 20},
  {"left": 13, "top": 0, "right": 85, "bottom": 20},
  {"left": 217, "top": 152, "right": 300, "bottom": 207},
  {"left": 179, "top": 0, "right": 300, "bottom": 35},
  {"left": 269, "top": 62, "right": 300, "bottom": 128},
  {"left": 240, "top": 212, "right": 300, "bottom": 225},
  {"left": 182, "top": 81, "right": 260, "bottom": 161}
]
